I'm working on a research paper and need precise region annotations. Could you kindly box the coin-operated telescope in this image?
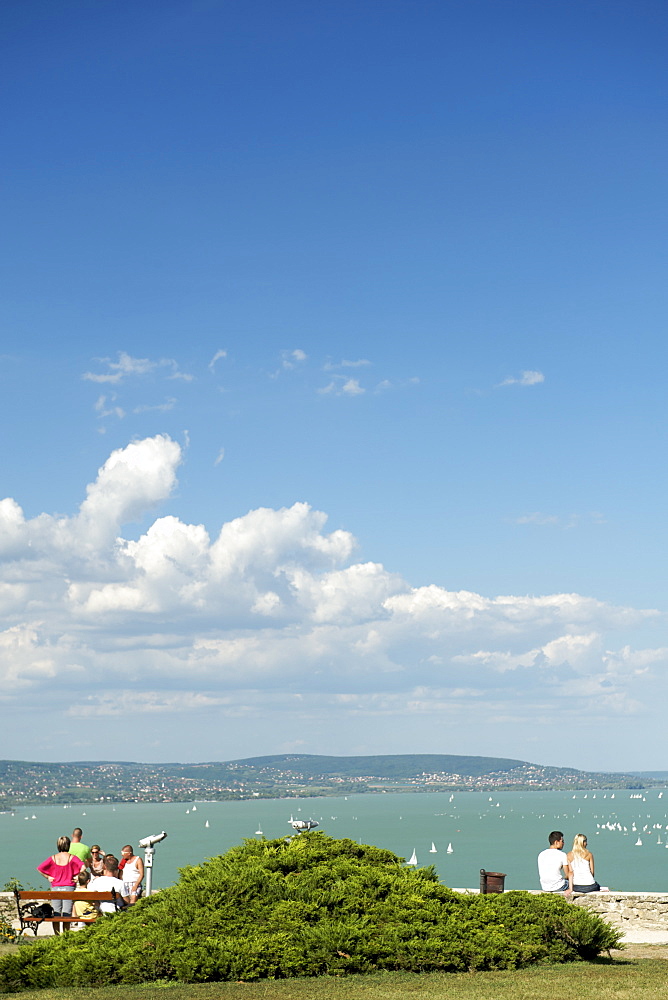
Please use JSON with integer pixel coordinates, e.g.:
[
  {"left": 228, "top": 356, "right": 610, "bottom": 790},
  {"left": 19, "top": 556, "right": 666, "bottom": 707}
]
[
  {"left": 289, "top": 819, "right": 319, "bottom": 834},
  {"left": 138, "top": 832, "right": 167, "bottom": 895}
]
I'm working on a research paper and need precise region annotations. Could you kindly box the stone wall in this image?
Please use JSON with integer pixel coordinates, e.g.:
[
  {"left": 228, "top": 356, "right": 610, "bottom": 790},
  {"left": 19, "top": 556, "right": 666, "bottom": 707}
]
[
  {"left": 0, "top": 892, "right": 14, "bottom": 925},
  {"left": 573, "top": 891, "right": 668, "bottom": 932},
  {"left": 4, "top": 888, "right": 668, "bottom": 940}
]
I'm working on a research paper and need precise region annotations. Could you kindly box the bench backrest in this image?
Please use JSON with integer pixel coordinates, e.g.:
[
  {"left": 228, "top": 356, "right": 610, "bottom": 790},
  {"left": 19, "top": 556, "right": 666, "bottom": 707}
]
[{"left": 17, "top": 890, "right": 117, "bottom": 902}]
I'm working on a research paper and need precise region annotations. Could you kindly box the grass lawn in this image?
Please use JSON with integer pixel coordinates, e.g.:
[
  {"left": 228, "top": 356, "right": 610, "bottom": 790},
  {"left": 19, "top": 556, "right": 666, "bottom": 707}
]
[{"left": 1, "top": 960, "right": 668, "bottom": 1000}]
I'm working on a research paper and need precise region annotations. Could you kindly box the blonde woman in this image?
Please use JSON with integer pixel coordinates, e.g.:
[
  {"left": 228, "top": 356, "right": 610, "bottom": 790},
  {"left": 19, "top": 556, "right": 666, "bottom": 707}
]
[{"left": 567, "top": 834, "right": 600, "bottom": 893}]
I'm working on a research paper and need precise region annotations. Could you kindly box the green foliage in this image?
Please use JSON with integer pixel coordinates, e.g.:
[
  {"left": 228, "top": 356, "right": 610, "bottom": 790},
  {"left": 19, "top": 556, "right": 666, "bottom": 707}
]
[
  {"left": 2, "top": 877, "right": 24, "bottom": 892},
  {"left": 0, "top": 834, "right": 622, "bottom": 992}
]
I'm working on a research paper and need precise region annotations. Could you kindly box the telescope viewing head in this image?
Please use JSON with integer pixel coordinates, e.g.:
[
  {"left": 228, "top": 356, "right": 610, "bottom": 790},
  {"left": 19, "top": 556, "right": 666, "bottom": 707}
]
[{"left": 139, "top": 831, "right": 168, "bottom": 849}]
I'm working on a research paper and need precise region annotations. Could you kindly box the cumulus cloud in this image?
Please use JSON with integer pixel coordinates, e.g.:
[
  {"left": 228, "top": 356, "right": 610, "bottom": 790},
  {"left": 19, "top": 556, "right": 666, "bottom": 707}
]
[
  {"left": 0, "top": 436, "right": 663, "bottom": 748},
  {"left": 497, "top": 370, "right": 545, "bottom": 387}
]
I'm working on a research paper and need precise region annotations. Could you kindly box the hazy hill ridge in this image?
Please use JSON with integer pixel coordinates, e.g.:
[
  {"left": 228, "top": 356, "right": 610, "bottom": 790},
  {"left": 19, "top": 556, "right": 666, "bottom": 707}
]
[{"left": 0, "top": 754, "right": 654, "bottom": 808}]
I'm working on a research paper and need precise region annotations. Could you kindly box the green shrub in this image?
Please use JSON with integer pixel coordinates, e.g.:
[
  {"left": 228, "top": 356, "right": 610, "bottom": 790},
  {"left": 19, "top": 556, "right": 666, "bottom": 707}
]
[{"left": 0, "top": 833, "right": 622, "bottom": 992}]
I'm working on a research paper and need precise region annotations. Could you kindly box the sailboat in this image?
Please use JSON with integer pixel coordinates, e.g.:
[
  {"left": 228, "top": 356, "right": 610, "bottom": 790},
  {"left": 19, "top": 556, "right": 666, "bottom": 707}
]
[
  {"left": 446, "top": 842, "right": 454, "bottom": 854},
  {"left": 429, "top": 842, "right": 437, "bottom": 853},
  {"left": 205, "top": 820, "right": 210, "bottom": 828},
  {"left": 635, "top": 837, "right": 642, "bottom": 846},
  {"left": 192, "top": 805, "right": 197, "bottom": 812},
  {"left": 255, "top": 826, "right": 263, "bottom": 836},
  {"left": 407, "top": 849, "right": 418, "bottom": 866}
]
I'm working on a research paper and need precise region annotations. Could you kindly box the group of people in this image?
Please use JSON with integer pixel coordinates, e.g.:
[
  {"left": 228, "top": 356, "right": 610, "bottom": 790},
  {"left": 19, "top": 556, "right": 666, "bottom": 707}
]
[
  {"left": 537, "top": 830, "right": 600, "bottom": 894},
  {"left": 36, "top": 828, "right": 144, "bottom": 933}
]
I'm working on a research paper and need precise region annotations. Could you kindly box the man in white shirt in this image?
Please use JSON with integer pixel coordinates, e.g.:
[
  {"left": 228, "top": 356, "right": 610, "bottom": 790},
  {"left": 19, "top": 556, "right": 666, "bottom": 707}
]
[
  {"left": 89, "top": 858, "right": 130, "bottom": 913},
  {"left": 537, "top": 831, "right": 572, "bottom": 893}
]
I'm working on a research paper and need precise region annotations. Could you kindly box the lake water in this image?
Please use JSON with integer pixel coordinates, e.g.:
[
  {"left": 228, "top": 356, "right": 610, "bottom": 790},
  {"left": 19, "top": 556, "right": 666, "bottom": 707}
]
[{"left": 3, "top": 787, "right": 668, "bottom": 893}]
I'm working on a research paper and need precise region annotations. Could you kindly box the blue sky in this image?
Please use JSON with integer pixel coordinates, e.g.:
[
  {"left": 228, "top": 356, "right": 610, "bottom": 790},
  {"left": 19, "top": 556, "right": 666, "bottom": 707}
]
[{"left": 1, "top": 0, "right": 666, "bottom": 770}]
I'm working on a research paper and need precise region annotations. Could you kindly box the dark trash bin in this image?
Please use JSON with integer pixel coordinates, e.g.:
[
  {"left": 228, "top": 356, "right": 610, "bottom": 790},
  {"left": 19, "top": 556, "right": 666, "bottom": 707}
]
[{"left": 480, "top": 869, "right": 506, "bottom": 894}]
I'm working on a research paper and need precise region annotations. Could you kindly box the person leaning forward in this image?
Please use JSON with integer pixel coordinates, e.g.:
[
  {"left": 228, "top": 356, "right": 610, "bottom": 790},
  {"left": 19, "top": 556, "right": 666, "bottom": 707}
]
[
  {"left": 89, "top": 857, "right": 130, "bottom": 913},
  {"left": 537, "top": 830, "right": 572, "bottom": 893}
]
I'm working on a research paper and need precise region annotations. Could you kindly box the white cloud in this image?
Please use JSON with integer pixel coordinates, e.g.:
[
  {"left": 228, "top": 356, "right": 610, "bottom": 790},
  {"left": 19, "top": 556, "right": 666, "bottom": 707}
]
[
  {"left": 214, "top": 447, "right": 225, "bottom": 466},
  {"left": 94, "top": 394, "right": 125, "bottom": 420},
  {"left": 497, "top": 369, "right": 545, "bottom": 387},
  {"left": 324, "top": 358, "right": 371, "bottom": 370},
  {"left": 515, "top": 512, "right": 607, "bottom": 529},
  {"left": 277, "top": 349, "right": 307, "bottom": 372},
  {"left": 83, "top": 352, "right": 191, "bottom": 384},
  {"left": 318, "top": 376, "right": 365, "bottom": 396},
  {"left": 0, "top": 436, "right": 663, "bottom": 748},
  {"left": 374, "top": 377, "right": 419, "bottom": 393},
  {"left": 208, "top": 349, "right": 227, "bottom": 373},
  {"left": 68, "top": 691, "right": 230, "bottom": 717},
  {"left": 134, "top": 398, "right": 177, "bottom": 414}
]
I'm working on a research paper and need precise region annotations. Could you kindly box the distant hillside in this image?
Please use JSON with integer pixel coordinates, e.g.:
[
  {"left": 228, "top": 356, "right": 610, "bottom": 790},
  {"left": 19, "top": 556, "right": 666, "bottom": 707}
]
[
  {"left": 226, "top": 753, "right": 531, "bottom": 778},
  {"left": 0, "top": 754, "right": 655, "bottom": 807}
]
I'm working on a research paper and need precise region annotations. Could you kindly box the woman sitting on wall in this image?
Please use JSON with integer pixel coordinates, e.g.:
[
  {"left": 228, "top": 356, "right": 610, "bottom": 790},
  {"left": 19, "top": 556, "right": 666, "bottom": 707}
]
[{"left": 567, "top": 833, "right": 600, "bottom": 893}]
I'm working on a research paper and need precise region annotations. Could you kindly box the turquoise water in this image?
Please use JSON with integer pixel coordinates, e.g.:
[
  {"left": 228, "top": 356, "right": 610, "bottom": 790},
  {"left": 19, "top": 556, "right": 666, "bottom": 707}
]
[{"left": 3, "top": 788, "right": 667, "bottom": 893}]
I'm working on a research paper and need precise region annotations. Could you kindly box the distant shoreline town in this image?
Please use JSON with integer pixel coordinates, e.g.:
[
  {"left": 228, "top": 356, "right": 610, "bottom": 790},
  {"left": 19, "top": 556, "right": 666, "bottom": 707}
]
[{"left": 0, "top": 754, "right": 662, "bottom": 809}]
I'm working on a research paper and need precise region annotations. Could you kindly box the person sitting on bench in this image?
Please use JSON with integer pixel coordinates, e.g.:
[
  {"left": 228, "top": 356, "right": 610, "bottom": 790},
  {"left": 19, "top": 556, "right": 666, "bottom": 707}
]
[{"left": 71, "top": 870, "right": 98, "bottom": 928}]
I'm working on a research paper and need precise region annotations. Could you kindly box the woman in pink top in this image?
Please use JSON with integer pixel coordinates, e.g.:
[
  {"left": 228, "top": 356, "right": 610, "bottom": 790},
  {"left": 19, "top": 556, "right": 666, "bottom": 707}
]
[{"left": 36, "top": 835, "right": 84, "bottom": 934}]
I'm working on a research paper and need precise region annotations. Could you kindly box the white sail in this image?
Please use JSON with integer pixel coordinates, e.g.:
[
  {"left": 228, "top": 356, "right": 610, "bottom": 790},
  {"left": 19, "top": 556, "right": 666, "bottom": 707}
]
[
  {"left": 205, "top": 820, "right": 210, "bottom": 828},
  {"left": 407, "top": 849, "right": 418, "bottom": 865},
  {"left": 429, "top": 842, "right": 437, "bottom": 853},
  {"left": 446, "top": 842, "right": 453, "bottom": 853},
  {"left": 635, "top": 837, "right": 642, "bottom": 846}
]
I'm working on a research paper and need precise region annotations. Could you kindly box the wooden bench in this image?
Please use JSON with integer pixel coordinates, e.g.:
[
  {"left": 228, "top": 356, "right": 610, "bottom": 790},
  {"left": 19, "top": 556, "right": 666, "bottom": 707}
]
[{"left": 14, "top": 889, "right": 122, "bottom": 936}]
